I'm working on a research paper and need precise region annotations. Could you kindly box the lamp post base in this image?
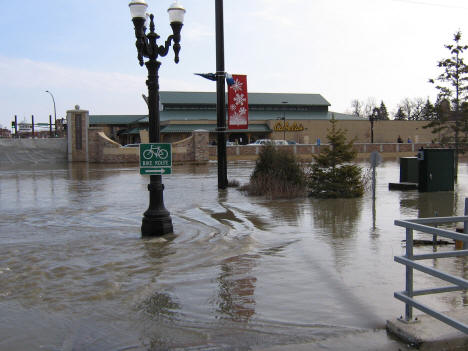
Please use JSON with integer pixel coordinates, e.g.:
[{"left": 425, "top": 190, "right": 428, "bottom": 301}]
[
  {"left": 141, "top": 215, "right": 173, "bottom": 237},
  {"left": 141, "top": 178, "right": 173, "bottom": 237}
]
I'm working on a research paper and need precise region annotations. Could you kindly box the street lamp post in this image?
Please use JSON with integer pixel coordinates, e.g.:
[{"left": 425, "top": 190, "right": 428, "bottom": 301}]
[
  {"left": 370, "top": 107, "right": 379, "bottom": 144},
  {"left": 282, "top": 101, "right": 288, "bottom": 141},
  {"left": 129, "top": 0, "right": 186, "bottom": 237},
  {"left": 45, "top": 90, "right": 57, "bottom": 136}
]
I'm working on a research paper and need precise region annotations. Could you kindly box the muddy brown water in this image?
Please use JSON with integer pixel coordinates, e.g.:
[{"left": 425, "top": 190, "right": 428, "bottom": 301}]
[{"left": 0, "top": 161, "right": 467, "bottom": 350}]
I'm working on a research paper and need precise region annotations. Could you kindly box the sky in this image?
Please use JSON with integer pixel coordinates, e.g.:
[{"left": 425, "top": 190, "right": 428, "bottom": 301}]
[{"left": 2, "top": 0, "right": 468, "bottom": 128}]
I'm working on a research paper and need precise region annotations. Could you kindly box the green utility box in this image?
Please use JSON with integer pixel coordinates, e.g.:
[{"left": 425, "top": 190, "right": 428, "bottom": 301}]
[
  {"left": 400, "top": 157, "right": 419, "bottom": 183},
  {"left": 418, "top": 148, "right": 455, "bottom": 192}
]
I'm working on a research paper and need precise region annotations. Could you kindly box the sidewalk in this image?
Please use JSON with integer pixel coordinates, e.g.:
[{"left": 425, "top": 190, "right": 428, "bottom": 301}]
[
  {"left": 387, "top": 310, "right": 468, "bottom": 351},
  {"left": 252, "top": 329, "right": 414, "bottom": 351}
]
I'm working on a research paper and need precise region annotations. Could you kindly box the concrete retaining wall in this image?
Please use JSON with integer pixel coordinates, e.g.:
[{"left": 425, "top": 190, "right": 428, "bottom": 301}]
[
  {"left": 0, "top": 138, "right": 67, "bottom": 151},
  {"left": 0, "top": 138, "right": 67, "bottom": 165},
  {"left": 87, "top": 128, "right": 209, "bottom": 164}
]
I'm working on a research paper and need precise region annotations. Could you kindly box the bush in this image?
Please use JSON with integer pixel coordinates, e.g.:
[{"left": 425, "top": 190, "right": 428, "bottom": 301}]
[
  {"left": 227, "top": 179, "right": 240, "bottom": 188},
  {"left": 241, "top": 145, "right": 306, "bottom": 198}
]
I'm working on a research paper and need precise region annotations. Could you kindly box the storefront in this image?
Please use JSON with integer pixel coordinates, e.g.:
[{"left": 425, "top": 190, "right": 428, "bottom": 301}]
[{"left": 89, "top": 91, "right": 359, "bottom": 146}]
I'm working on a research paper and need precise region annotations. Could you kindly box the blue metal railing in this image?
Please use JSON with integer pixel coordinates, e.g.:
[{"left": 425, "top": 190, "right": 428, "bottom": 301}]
[{"left": 394, "top": 208, "right": 468, "bottom": 334}]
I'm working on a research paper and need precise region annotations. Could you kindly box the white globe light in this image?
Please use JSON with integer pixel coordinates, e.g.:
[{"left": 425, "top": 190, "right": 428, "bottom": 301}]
[
  {"left": 168, "top": 1, "right": 186, "bottom": 24},
  {"left": 129, "top": 0, "right": 148, "bottom": 19}
]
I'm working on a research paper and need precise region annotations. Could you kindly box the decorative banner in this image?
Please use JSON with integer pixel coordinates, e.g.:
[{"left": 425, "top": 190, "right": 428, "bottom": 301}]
[{"left": 228, "top": 74, "right": 248, "bottom": 129}]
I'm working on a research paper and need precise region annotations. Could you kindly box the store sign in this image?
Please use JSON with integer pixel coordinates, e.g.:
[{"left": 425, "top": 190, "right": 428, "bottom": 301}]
[{"left": 273, "top": 121, "right": 305, "bottom": 132}]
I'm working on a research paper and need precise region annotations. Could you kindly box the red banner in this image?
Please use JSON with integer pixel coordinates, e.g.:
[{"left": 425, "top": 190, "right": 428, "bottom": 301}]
[{"left": 228, "top": 75, "right": 248, "bottom": 129}]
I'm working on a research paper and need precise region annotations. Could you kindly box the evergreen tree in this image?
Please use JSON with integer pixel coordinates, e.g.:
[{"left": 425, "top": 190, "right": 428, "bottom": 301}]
[
  {"left": 394, "top": 107, "right": 406, "bottom": 120},
  {"left": 308, "top": 116, "right": 364, "bottom": 198},
  {"left": 421, "top": 99, "right": 436, "bottom": 120},
  {"left": 378, "top": 101, "right": 389, "bottom": 120},
  {"left": 429, "top": 31, "right": 468, "bottom": 176},
  {"left": 423, "top": 98, "right": 450, "bottom": 142}
]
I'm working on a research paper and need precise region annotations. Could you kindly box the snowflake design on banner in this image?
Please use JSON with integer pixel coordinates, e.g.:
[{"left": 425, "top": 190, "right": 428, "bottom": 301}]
[
  {"left": 234, "top": 93, "right": 246, "bottom": 106},
  {"left": 238, "top": 107, "right": 247, "bottom": 115},
  {"left": 231, "top": 79, "right": 243, "bottom": 92},
  {"left": 230, "top": 113, "right": 245, "bottom": 125},
  {"left": 230, "top": 104, "right": 237, "bottom": 111}
]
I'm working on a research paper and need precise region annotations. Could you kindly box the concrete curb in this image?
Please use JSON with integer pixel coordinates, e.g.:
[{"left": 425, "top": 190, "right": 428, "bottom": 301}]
[{"left": 387, "top": 310, "right": 468, "bottom": 350}]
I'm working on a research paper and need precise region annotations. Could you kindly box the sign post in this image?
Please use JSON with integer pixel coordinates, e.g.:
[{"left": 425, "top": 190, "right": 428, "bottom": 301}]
[{"left": 140, "top": 143, "right": 172, "bottom": 175}]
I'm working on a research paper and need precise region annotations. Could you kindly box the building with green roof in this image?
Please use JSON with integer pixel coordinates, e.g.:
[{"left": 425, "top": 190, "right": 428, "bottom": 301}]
[{"left": 89, "top": 91, "right": 361, "bottom": 145}]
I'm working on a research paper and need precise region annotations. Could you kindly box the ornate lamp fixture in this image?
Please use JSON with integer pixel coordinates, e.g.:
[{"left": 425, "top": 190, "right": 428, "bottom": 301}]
[{"left": 129, "top": 0, "right": 186, "bottom": 237}]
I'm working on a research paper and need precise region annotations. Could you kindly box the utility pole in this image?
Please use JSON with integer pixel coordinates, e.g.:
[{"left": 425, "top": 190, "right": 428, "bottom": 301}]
[
  {"left": 31, "top": 115, "right": 35, "bottom": 138},
  {"left": 216, "top": 0, "right": 228, "bottom": 189}
]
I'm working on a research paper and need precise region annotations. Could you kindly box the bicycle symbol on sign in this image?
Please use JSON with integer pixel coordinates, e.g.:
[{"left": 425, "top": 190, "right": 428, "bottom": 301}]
[{"left": 143, "top": 145, "right": 169, "bottom": 160}]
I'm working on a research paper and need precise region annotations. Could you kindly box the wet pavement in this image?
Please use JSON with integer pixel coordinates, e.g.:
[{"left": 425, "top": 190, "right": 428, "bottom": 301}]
[{"left": 0, "top": 160, "right": 467, "bottom": 350}]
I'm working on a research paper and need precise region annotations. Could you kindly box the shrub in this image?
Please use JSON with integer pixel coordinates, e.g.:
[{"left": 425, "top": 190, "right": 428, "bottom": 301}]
[
  {"left": 227, "top": 179, "right": 240, "bottom": 188},
  {"left": 242, "top": 145, "right": 306, "bottom": 198}
]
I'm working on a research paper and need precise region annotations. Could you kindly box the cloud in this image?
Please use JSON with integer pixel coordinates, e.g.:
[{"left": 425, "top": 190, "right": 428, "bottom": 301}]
[
  {"left": 0, "top": 56, "right": 142, "bottom": 92},
  {"left": 184, "top": 23, "right": 214, "bottom": 42},
  {"left": 0, "top": 56, "right": 193, "bottom": 125}
]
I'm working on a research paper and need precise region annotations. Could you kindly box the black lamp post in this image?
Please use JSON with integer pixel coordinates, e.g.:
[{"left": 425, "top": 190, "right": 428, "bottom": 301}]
[
  {"left": 282, "top": 101, "right": 288, "bottom": 140},
  {"left": 370, "top": 107, "right": 379, "bottom": 144},
  {"left": 129, "top": 0, "right": 186, "bottom": 237},
  {"left": 45, "top": 90, "right": 57, "bottom": 136}
]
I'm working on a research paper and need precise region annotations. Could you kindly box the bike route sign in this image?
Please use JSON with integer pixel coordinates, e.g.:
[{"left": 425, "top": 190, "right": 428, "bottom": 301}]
[{"left": 139, "top": 143, "right": 172, "bottom": 175}]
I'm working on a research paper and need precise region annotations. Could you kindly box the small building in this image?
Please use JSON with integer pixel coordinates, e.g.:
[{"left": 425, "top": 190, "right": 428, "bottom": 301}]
[
  {"left": 89, "top": 91, "right": 359, "bottom": 146},
  {"left": 0, "top": 128, "right": 11, "bottom": 138}
]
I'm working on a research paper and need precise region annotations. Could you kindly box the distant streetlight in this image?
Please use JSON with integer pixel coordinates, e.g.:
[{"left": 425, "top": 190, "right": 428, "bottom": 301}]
[
  {"left": 45, "top": 90, "right": 57, "bottom": 136},
  {"left": 279, "top": 101, "right": 288, "bottom": 140},
  {"left": 129, "top": 0, "right": 186, "bottom": 237},
  {"left": 370, "top": 107, "right": 379, "bottom": 144}
]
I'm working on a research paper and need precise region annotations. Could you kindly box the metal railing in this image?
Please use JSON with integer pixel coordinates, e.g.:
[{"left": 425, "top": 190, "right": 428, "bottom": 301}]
[{"left": 394, "top": 206, "right": 468, "bottom": 334}]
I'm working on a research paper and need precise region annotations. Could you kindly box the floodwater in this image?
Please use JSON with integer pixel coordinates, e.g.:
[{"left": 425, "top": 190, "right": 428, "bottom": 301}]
[{"left": 0, "top": 160, "right": 467, "bottom": 351}]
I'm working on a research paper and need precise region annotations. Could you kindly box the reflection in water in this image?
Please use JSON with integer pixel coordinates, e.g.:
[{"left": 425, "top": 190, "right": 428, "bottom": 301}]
[
  {"left": 311, "top": 198, "right": 362, "bottom": 240},
  {"left": 68, "top": 162, "right": 90, "bottom": 181},
  {"left": 400, "top": 191, "right": 457, "bottom": 218},
  {"left": 260, "top": 198, "right": 305, "bottom": 225},
  {"left": 216, "top": 254, "right": 258, "bottom": 322}
]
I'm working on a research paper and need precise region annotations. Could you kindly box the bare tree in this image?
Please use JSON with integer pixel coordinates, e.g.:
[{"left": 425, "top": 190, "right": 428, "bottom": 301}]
[
  {"left": 411, "top": 98, "right": 426, "bottom": 120},
  {"left": 351, "top": 99, "right": 363, "bottom": 117},
  {"left": 363, "top": 97, "right": 377, "bottom": 118}
]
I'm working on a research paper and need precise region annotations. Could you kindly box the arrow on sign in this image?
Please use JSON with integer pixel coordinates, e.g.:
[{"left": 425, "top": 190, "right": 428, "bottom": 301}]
[{"left": 146, "top": 169, "right": 166, "bottom": 174}]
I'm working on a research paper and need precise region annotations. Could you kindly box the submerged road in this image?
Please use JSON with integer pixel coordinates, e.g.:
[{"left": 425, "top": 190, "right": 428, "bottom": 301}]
[{"left": 1, "top": 161, "right": 467, "bottom": 350}]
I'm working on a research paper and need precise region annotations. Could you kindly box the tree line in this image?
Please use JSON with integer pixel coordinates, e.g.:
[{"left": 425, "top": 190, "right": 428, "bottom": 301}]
[
  {"left": 351, "top": 31, "right": 468, "bottom": 124},
  {"left": 350, "top": 97, "right": 441, "bottom": 121},
  {"left": 352, "top": 30, "right": 468, "bottom": 176}
]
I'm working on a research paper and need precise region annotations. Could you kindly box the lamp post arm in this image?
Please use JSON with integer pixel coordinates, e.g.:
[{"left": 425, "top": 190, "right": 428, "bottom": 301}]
[
  {"left": 158, "top": 22, "right": 183, "bottom": 63},
  {"left": 158, "top": 35, "right": 175, "bottom": 58}
]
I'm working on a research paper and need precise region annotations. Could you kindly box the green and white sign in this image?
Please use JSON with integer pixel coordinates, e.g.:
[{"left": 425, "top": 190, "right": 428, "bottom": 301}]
[{"left": 139, "top": 143, "right": 172, "bottom": 175}]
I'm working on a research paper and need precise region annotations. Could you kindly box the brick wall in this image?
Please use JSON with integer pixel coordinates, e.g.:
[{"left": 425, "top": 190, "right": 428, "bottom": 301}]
[{"left": 209, "top": 142, "right": 438, "bottom": 161}]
